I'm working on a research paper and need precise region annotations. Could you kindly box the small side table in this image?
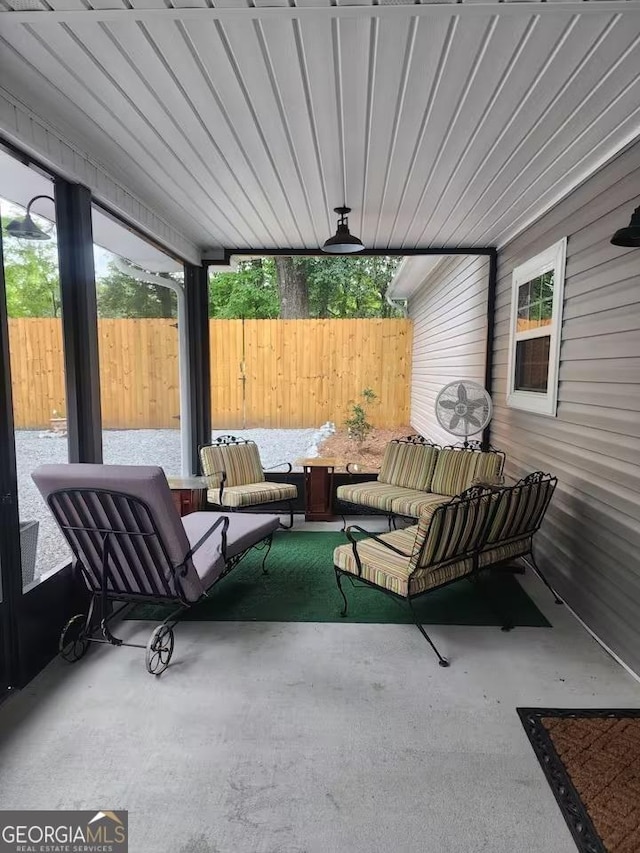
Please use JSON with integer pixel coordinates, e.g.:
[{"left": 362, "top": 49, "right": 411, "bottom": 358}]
[
  {"left": 166, "top": 475, "right": 209, "bottom": 517},
  {"left": 295, "top": 457, "right": 341, "bottom": 522}
]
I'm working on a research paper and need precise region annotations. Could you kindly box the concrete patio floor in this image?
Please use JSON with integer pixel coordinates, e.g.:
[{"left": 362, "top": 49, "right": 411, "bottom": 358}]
[{"left": 0, "top": 518, "right": 638, "bottom": 853}]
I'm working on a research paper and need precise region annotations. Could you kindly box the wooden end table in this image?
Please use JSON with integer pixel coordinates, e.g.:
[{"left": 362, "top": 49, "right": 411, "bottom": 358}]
[
  {"left": 295, "top": 457, "right": 342, "bottom": 521},
  {"left": 166, "top": 475, "right": 209, "bottom": 517}
]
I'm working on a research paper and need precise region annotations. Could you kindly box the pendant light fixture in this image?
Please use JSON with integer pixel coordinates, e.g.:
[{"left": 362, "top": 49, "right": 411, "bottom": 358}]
[
  {"left": 321, "top": 206, "right": 365, "bottom": 254},
  {"left": 610, "top": 204, "right": 640, "bottom": 247},
  {"left": 5, "top": 194, "right": 55, "bottom": 240}
]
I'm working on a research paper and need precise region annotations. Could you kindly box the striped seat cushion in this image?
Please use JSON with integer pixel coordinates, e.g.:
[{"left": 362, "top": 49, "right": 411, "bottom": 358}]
[
  {"left": 409, "top": 558, "right": 474, "bottom": 595},
  {"left": 389, "top": 491, "right": 450, "bottom": 519},
  {"left": 333, "top": 528, "right": 473, "bottom": 597},
  {"left": 207, "top": 481, "right": 297, "bottom": 508},
  {"left": 430, "top": 449, "right": 503, "bottom": 497},
  {"left": 479, "top": 536, "right": 531, "bottom": 568},
  {"left": 334, "top": 530, "right": 414, "bottom": 596},
  {"left": 377, "top": 442, "right": 438, "bottom": 491},
  {"left": 336, "top": 482, "right": 409, "bottom": 513}
]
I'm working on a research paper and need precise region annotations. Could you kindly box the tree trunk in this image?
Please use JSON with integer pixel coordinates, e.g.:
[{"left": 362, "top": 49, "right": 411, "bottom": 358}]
[{"left": 274, "top": 256, "right": 309, "bottom": 318}]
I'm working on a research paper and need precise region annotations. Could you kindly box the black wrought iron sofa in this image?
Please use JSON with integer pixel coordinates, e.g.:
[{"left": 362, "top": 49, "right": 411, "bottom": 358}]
[
  {"left": 334, "top": 472, "right": 558, "bottom": 668},
  {"left": 336, "top": 437, "right": 505, "bottom": 524},
  {"left": 32, "top": 463, "right": 280, "bottom": 675}
]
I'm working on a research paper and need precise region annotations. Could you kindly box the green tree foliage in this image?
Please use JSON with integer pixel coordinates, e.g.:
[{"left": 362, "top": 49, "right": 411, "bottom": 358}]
[
  {"left": 304, "top": 256, "right": 400, "bottom": 318},
  {"left": 2, "top": 211, "right": 401, "bottom": 322},
  {"left": 96, "top": 262, "right": 177, "bottom": 318},
  {"left": 208, "top": 255, "right": 402, "bottom": 319},
  {"left": 2, "top": 220, "right": 61, "bottom": 317},
  {"left": 208, "top": 259, "right": 279, "bottom": 318}
]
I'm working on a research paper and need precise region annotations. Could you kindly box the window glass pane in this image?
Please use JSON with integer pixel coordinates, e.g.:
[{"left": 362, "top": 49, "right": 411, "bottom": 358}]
[
  {"left": 517, "top": 281, "right": 530, "bottom": 327},
  {"left": 92, "top": 207, "right": 183, "bottom": 476},
  {"left": 515, "top": 337, "right": 550, "bottom": 392},
  {"left": 1, "top": 158, "right": 72, "bottom": 589},
  {"left": 517, "top": 271, "right": 554, "bottom": 331}
]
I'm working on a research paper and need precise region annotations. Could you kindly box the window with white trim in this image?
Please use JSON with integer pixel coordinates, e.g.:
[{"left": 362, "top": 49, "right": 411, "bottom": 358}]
[{"left": 506, "top": 238, "right": 566, "bottom": 416}]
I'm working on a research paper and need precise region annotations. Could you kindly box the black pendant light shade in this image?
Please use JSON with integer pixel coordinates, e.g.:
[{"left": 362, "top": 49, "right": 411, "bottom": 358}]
[
  {"left": 5, "top": 194, "right": 55, "bottom": 240},
  {"left": 611, "top": 205, "right": 640, "bottom": 247},
  {"left": 321, "top": 206, "right": 365, "bottom": 254}
]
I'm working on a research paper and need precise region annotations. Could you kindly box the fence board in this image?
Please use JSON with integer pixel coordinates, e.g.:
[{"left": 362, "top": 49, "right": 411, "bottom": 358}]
[{"left": 9, "top": 318, "right": 412, "bottom": 430}]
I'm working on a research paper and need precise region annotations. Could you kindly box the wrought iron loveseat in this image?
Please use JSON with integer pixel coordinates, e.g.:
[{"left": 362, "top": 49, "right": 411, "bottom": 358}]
[
  {"left": 334, "top": 471, "right": 558, "bottom": 667},
  {"left": 336, "top": 437, "right": 505, "bottom": 524}
]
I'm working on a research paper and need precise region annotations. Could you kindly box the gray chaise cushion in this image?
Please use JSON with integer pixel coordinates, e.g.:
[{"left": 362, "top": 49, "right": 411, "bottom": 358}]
[
  {"left": 33, "top": 464, "right": 211, "bottom": 601},
  {"left": 181, "top": 511, "right": 280, "bottom": 588}
]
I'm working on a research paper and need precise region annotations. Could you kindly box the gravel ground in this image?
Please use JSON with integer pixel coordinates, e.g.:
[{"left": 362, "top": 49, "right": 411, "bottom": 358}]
[{"left": 16, "top": 424, "right": 334, "bottom": 584}]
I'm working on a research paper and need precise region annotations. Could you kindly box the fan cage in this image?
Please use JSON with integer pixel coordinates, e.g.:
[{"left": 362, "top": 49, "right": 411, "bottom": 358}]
[{"left": 435, "top": 381, "right": 493, "bottom": 439}]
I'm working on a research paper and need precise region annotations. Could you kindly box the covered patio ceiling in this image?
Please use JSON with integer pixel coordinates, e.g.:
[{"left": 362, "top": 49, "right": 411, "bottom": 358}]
[{"left": 1, "top": 0, "right": 640, "bottom": 264}]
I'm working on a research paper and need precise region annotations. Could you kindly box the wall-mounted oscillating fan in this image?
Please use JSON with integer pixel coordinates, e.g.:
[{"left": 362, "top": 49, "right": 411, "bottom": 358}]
[{"left": 435, "top": 380, "right": 493, "bottom": 447}]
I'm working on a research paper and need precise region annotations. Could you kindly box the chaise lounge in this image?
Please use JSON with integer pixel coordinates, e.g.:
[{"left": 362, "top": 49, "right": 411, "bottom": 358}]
[{"left": 32, "top": 463, "right": 281, "bottom": 675}]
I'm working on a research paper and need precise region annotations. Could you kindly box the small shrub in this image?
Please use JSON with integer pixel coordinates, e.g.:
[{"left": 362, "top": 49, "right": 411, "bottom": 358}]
[{"left": 345, "top": 388, "right": 377, "bottom": 444}]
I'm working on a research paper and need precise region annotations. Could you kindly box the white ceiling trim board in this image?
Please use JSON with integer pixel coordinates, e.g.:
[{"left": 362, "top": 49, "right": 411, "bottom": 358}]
[
  {"left": 0, "top": 86, "right": 201, "bottom": 264},
  {"left": 494, "top": 125, "right": 640, "bottom": 251},
  {"left": 3, "top": 1, "right": 640, "bottom": 22}
]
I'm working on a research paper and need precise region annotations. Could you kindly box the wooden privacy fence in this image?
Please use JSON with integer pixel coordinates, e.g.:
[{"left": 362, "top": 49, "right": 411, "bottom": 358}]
[
  {"left": 210, "top": 319, "right": 412, "bottom": 428},
  {"left": 9, "top": 318, "right": 412, "bottom": 430}
]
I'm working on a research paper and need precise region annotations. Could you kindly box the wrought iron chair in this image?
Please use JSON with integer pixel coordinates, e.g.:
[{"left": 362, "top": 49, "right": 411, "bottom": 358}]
[
  {"left": 32, "top": 464, "right": 280, "bottom": 675},
  {"left": 200, "top": 435, "right": 297, "bottom": 529},
  {"left": 334, "top": 486, "right": 497, "bottom": 667}
]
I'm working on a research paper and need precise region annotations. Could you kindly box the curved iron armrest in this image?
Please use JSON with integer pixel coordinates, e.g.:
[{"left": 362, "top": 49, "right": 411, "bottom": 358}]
[
  {"left": 344, "top": 524, "right": 412, "bottom": 578},
  {"left": 183, "top": 514, "right": 230, "bottom": 571},
  {"left": 264, "top": 462, "right": 293, "bottom": 473},
  {"left": 344, "top": 462, "right": 380, "bottom": 478}
]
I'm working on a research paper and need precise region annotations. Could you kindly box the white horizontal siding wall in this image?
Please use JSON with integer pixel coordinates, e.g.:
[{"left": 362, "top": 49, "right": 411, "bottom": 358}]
[
  {"left": 408, "top": 255, "right": 489, "bottom": 444},
  {"left": 493, "top": 139, "right": 640, "bottom": 675}
]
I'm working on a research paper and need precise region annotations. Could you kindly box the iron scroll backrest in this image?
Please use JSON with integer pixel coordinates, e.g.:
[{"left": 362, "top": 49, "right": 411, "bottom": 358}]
[
  {"left": 410, "top": 486, "right": 494, "bottom": 572},
  {"left": 46, "top": 487, "right": 189, "bottom": 601},
  {"left": 398, "top": 435, "right": 440, "bottom": 447},
  {"left": 484, "top": 473, "right": 557, "bottom": 548}
]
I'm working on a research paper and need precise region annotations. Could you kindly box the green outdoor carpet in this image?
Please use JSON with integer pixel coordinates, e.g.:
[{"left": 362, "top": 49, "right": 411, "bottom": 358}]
[{"left": 127, "top": 531, "right": 550, "bottom": 626}]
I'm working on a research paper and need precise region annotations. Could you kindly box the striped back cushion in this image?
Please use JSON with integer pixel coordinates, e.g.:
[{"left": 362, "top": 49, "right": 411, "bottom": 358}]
[
  {"left": 200, "top": 444, "right": 225, "bottom": 487},
  {"left": 377, "top": 442, "right": 438, "bottom": 491},
  {"left": 485, "top": 473, "right": 556, "bottom": 545},
  {"left": 410, "top": 489, "right": 492, "bottom": 571},
  {"left": 430, "top": 449, "right": 504, "bottom": 497},
  {"left": 201, "top": 441, "right": 265, "bottom": 487}
]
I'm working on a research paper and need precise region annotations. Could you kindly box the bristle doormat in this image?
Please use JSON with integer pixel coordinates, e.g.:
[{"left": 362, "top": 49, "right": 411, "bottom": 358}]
[
  {"left": 127, "top": 531, "right": 550, "bottom": 626},
  {"left": 518, "top": 708, "right": 640, "bottom": 853}
]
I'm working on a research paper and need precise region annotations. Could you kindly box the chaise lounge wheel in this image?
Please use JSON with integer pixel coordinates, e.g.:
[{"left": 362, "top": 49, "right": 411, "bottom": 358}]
[
  {"left": 59, "top": 614, "right": 90, "bottom": 663},
  {"left": 145, "top": 624, "right": 174, "bottom": 675}
]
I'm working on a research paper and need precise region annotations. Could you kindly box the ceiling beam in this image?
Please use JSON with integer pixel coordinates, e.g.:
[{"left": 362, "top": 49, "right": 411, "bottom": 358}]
[{"left": 204, "top": 247, "right": 496, "bottom": 264}]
